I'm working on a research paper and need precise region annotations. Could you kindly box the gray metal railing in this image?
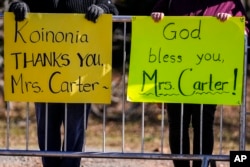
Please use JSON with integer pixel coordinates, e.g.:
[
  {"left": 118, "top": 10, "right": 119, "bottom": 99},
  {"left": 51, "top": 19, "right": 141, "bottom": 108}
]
[{"left": 0, "top": 13, "right": 249, "bottom": 167}]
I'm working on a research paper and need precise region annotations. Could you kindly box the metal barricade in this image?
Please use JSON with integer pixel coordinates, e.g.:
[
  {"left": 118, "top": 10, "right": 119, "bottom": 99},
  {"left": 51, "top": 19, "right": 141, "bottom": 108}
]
[{"left": 0, "top": 14, "right": 249, "bottom": 167}]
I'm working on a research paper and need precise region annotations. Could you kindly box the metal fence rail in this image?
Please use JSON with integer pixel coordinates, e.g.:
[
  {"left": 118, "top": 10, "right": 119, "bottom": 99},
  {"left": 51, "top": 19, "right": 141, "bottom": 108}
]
[{"left": 0, "top": 14, "right": 249, "bottom": 167}]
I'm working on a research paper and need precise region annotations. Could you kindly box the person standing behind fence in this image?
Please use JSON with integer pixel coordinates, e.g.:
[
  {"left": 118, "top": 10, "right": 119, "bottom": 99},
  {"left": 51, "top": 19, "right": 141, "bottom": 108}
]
[
  {"left": 8, "top": 0, "right": 118, "bottom": 167},
  {"left": 151, "top": 0, "right": 249, "bottom": 167}
]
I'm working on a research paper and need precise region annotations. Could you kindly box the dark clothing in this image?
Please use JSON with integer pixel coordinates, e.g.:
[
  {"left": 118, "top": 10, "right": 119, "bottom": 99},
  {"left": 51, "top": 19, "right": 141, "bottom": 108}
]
[
  {"left": 36, "top": 103, "right": 90, "bottom": 167},
  {"left": 12, "top": 0, "right": 119, "bottom": 15},
  {"left": 167, "top": 104, "right": 216, "bottom": 167},
  {"left": 152, "top": 0, "right": 248, "bottom": 167}
]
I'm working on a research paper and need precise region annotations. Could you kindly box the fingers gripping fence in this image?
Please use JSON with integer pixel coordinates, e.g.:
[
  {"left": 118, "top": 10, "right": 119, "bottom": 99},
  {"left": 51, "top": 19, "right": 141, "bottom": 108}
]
[{"left": 0, "top": 14, "right": 249, "bottom": 167}]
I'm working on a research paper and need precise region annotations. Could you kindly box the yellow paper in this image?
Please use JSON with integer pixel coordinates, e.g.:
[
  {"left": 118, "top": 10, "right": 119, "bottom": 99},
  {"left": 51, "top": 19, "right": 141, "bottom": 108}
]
[
  {"left": 4, "top": 12, "right": 112, "bottom": 103},
  {"left": 128, "top": 16, "right": 245, "bottom": 105}
]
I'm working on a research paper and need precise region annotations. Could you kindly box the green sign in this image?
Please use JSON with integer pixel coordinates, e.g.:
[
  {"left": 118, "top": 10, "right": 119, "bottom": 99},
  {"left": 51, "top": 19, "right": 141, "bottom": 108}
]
[{"left": 128, "top": 16, "right": 245, "bottom": 105}]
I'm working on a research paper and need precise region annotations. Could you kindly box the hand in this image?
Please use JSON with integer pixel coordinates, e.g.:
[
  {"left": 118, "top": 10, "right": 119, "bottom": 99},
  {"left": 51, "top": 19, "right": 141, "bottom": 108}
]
[
  {"left": 151, "top": 12, "right": 164, "bottom": 22},
  {"left": 85, "top": 4, "right": 104, "bottom": 23},
  {"left": 8, "top": 2, "right": 30, "bottom": 21},
  {"left": 216, "top": 13, "right": 232, "bottom": 22}
]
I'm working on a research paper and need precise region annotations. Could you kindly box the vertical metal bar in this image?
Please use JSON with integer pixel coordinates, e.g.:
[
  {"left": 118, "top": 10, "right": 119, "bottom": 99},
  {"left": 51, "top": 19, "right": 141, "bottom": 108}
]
[
  {"left": 6, "top": 102, "right": 10, "bottom": 149},
  {"left": 122, "top": 89, "right": 125, "bottom": 153},
  {"left": 200, "top": 104, "right": 203, "bottom": 154},
  {"left": 141, "top": 103, "right": 145, "bottom": 153},
  {"left": 26, "top": 102, "right": 30, "bottom": 150},
  {"left": 160, "top": 103, "right": 165, "bottom": 154},
  {"left": 239, "top": 35, "right": 248, "bottom": 150},
  {"left": 103, "top": 104, "right": 106, "bottom": 152},
  {"left": 64, "top": 103, "right": 68, "bottom": 151},
  {"left": 121, "top": 21, "right": 127, "bottom": 153},
  {"left": 180, "top": 103, "right": 184, "bottom": 154},
  {"left": 83, "top": 104, "right": 87, "bottom": 152},
  {"left": 45, "top": 103, "right": 48, "bottom": 151},
  {"left": 201, "top": 157, "right": 209, "bottom": 167},
  {"left": 219, "top": 105, "right": 223, "bottom": 154}
]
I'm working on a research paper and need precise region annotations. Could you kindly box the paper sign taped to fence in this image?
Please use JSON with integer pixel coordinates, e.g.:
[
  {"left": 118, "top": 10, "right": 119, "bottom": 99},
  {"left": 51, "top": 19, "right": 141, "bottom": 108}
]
[
  {"left": 4, "top": 12, "right": 112, "bottom": 103},
  {"left": 128, "top": 16, "right": 245, "bottom": 105}
]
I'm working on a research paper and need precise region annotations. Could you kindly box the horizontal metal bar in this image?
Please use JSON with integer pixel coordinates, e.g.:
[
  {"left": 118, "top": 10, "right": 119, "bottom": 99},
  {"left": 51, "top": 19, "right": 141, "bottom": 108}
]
[
  {"left": 0, "top": 150, "right": 229, "bottom": 161},
  {"left": 0, "top": 13, "right": 132, "bottom": 22}
]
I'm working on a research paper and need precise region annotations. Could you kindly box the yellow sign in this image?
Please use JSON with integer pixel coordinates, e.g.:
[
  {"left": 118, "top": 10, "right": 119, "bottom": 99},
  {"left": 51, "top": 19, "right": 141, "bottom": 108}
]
[
  {"left": 4, "top": 12, "right": 112, "bottom": 103},
  {"left": 128, "top": 16, "right": 245, "bottom": 105}
]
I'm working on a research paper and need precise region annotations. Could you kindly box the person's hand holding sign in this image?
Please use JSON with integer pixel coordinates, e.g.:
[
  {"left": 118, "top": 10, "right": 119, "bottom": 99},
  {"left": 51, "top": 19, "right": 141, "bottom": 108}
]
[
  {"left": 8, "top": 2, "right": 29, "bottom": 21},
  {"left": 85, "top": 4, "right": 104, "bottom": 22},
  {"left": 216, "top": 13, "right": 232, "bottom": 21},
  {"left": 151, "top": 12, "right": 164, "bottom": 22}
]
